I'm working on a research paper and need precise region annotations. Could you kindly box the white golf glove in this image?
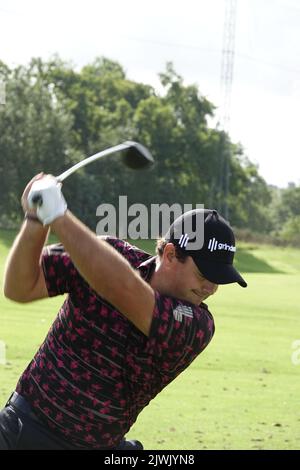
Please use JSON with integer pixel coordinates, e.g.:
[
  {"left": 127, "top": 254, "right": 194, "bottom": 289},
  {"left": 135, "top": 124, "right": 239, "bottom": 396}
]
[{"left": 27, "top": 175, "right": 67, "bottom": 225}]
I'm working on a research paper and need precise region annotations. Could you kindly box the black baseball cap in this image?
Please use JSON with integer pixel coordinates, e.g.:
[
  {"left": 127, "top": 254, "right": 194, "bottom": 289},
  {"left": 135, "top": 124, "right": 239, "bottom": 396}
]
[{"left": 165, "top": 209, "right": 247, "bottom": 287}]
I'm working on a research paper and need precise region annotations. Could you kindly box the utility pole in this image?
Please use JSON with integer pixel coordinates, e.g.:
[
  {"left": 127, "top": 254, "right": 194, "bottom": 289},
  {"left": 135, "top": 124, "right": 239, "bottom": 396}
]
[{"left": 219, "top": 0, "right": 237, "bottom": 219}]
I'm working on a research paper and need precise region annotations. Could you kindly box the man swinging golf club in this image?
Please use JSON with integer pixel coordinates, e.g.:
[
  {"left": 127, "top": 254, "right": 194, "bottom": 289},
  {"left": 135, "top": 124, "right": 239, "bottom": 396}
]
[{"left": 1, "top": 173, "right": 247, "bottom": 450}]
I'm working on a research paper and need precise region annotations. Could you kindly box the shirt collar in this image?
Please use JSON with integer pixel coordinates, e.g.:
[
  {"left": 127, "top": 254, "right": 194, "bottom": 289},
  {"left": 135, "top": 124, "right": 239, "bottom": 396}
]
[{"left": 138, "top": 256, "right": 157, "bottom": 282}]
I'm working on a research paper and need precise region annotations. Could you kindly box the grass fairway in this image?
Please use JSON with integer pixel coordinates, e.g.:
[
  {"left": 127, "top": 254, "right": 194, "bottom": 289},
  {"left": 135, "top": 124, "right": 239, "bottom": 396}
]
[{"left": 0, "top": 230, "right": 300, "bottom": 449}]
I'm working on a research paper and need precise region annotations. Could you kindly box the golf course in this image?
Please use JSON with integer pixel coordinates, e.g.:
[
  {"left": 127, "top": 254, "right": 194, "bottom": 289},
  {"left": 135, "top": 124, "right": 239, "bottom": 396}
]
[{"left": 0, "top": 228, "right": 299, "bottom": 450}]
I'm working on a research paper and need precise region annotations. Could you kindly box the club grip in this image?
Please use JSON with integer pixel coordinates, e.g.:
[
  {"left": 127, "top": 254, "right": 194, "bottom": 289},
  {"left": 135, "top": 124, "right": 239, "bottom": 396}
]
[{"left": 32, "top": 194, "right": 43, "bottom": 206}]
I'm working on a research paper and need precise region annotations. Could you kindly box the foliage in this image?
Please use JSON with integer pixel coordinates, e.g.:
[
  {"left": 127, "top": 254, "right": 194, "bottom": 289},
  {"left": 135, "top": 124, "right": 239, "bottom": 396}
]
[{"left": 0, "top": 56, "right": 290, "bottom": 240}]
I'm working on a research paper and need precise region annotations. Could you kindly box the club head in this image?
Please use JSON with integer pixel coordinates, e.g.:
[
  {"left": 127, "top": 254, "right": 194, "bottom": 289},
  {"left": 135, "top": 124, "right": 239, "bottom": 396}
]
[{"left": 122, "top": 141, "right": 154, "bottom": 169}]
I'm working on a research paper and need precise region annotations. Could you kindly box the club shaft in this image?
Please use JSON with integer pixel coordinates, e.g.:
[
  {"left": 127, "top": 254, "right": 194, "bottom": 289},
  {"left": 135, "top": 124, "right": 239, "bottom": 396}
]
[{"left": 56, "top": 143, "right": 130, "bottom": 182}]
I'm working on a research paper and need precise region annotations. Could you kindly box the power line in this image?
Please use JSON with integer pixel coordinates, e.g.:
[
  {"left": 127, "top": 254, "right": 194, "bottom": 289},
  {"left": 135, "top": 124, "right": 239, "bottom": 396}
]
[
  {"left": 235, "top": 52, "right": 300, "bottom": 75},
  {"left": 125, "top": 35, "right": 300, "bottom": 75},
  {"left": 125, "top": 35, "right": 218, "bottom": 54}
]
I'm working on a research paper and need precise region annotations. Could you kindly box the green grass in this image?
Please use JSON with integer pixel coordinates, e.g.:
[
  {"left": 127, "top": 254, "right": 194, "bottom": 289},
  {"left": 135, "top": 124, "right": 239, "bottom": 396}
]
[{"left": 0, "top": 230, "right": 300, "bottom": 449}]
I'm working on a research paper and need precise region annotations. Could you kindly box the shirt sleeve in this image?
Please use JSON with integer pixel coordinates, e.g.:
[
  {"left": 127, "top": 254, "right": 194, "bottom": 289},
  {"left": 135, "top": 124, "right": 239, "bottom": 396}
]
[
  {"left": 41, "top": 238, "right": 150, "bottom": 297},
  {"left": 146, "top": 292, "right": 215, "bottom": 373},
  {"left": 41, "top": 243, "right": 86, "bottom": 296},
  {"left": 103, "top": 237, "right": 151, "bottom": 268}
]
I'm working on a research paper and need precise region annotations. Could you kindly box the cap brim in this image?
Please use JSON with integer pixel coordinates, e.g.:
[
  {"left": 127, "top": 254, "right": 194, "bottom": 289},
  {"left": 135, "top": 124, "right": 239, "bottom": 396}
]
[{"left": 195, "top": 259, "right": 247, "bottom": 288}]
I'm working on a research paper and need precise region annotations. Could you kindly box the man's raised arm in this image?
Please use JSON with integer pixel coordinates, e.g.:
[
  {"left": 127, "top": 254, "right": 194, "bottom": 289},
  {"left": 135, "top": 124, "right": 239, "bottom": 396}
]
[
  {"left": 4, "top": 174, "right": 49, "bottom": 302},
  {"left": 25, "top": 174, "right": 155, "bottom": 336},
  {"left": 51, "top": 211, "right": 155, "bottom": 336}
]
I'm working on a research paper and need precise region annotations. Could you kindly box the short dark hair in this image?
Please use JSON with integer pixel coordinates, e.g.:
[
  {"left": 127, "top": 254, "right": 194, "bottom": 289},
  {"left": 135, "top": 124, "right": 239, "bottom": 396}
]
[{"left": 156, "top": 238, "right": 188, "bottom": 263}]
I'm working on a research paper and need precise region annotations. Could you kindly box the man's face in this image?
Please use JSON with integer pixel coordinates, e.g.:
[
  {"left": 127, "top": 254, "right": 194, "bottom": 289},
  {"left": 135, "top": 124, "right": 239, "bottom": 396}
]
[
  {"left": 171, "top": 256, "right": 219, "bottom": 305},
  {"left": 159, "top": 244, "right": 219, "bottom": 305}
]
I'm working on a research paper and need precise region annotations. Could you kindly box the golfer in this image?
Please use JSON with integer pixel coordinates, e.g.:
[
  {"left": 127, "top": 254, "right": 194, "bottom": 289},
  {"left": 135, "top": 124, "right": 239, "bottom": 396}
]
[{"left": 0, "top": 174, "right": 247, "bottom": 449}]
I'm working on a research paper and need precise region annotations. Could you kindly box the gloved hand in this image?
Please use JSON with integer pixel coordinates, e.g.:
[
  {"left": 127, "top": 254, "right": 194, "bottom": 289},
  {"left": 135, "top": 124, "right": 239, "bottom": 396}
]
[{"left": 27, "top": 175, "right": 67, "bottom": 225}]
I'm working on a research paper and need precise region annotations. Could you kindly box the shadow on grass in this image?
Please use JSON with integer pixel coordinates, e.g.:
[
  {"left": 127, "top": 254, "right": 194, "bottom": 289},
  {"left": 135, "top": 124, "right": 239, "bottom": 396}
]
[
  {"left": 135, "top": 241, "right": 284, "bottom": 274},
  {"left": 0, "top": 230, "right": 284, "bottom": 274},
  {"left": 234, "top": 248, "right": 284, "bottom": 273}
]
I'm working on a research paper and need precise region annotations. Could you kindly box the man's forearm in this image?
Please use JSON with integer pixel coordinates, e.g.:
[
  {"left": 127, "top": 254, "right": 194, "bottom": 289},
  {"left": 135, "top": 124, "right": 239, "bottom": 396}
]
[{"left": 4, "top": 220, "right": 49, "bottom": 300}]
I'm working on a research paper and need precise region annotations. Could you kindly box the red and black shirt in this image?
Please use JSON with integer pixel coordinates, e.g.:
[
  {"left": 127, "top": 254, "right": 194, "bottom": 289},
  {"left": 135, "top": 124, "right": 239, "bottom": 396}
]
[{"left": 16, "top": 238, "right": 215, "bottom": 449}]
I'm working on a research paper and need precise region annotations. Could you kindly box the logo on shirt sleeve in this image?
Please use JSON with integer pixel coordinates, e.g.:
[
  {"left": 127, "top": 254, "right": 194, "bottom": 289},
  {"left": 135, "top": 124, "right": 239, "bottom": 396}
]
[{"left": 173, "top": 305, "right": 194, "bottom": 322}]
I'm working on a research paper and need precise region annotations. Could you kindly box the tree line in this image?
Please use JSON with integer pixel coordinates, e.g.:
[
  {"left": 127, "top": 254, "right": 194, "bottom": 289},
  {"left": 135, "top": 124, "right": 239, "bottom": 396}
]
[{"left": 0, "top": 56, "right": 299, "bottom": 245}]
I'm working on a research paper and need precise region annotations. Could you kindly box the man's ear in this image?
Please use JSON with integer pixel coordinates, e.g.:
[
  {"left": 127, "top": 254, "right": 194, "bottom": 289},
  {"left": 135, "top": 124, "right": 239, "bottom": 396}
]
[{"left": 162, "top": 243, "right": 177, "bottom": 264}]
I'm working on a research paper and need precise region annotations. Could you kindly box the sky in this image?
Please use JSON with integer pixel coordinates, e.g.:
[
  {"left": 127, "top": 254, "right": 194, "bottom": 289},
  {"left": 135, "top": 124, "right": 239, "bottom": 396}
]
[{"left": 0, "top": 0, "right": 299, "bottom": 188}]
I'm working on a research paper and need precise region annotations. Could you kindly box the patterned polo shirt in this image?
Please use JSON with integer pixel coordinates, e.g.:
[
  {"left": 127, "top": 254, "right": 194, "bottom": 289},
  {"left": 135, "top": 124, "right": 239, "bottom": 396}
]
[{"left": 16, "top": 238, "right": 215, "bottom": 449}]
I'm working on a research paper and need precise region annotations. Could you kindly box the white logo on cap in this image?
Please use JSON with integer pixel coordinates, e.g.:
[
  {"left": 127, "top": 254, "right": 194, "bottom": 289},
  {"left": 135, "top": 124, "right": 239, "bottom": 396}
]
[
  {"left": 179, "top": 233, "right": 189, "bottom": 248},
  {"left": 208, "top": 238, "right": 236, "bottom": 252}
]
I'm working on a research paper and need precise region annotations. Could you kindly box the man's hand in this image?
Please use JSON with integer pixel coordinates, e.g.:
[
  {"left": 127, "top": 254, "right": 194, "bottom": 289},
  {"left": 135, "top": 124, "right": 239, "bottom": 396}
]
[
  {"left": 27, "top": 175, "right": 67, "bottom": 226},
  {"left": 21, "top": 173, "right": 45, "bottom": 216}
]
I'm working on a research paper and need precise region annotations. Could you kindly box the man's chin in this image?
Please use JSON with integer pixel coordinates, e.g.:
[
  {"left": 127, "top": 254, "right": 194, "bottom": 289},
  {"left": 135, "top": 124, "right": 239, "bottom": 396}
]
[{"left": 198, "top": 293, "right": 211, "bottom": 303}]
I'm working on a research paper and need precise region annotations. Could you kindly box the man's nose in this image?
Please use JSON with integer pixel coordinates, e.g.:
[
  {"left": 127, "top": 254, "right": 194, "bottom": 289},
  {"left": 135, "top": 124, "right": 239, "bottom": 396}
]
[{"left": 202, "top": 281, "right": 218, "bottom": 295}]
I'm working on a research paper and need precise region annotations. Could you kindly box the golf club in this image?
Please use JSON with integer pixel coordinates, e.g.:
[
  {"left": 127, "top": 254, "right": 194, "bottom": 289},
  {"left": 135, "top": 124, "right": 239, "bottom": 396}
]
[
  {"left": 57, "top": 140, "right": 154, "bottom": 181},
  {"left": 31, "top": 140, "right": 154, "bottom": 206}
]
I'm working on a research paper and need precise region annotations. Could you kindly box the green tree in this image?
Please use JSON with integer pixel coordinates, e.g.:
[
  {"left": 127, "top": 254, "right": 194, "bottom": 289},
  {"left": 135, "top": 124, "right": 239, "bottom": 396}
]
[
  {"left": 0, "top": 57, "right": 276, "bottom": 235},
  {"left": 228, "top": 151, "right": 273, "bottom": 232},
  {"left": 0, "top": 58, "right": 74, "bottom": 224},
  {"left": 280, "top": 215, "right": 300, "bottom": 246},
  {"left": 270, "top": 183, "right": 300, "bottom": 245}
]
